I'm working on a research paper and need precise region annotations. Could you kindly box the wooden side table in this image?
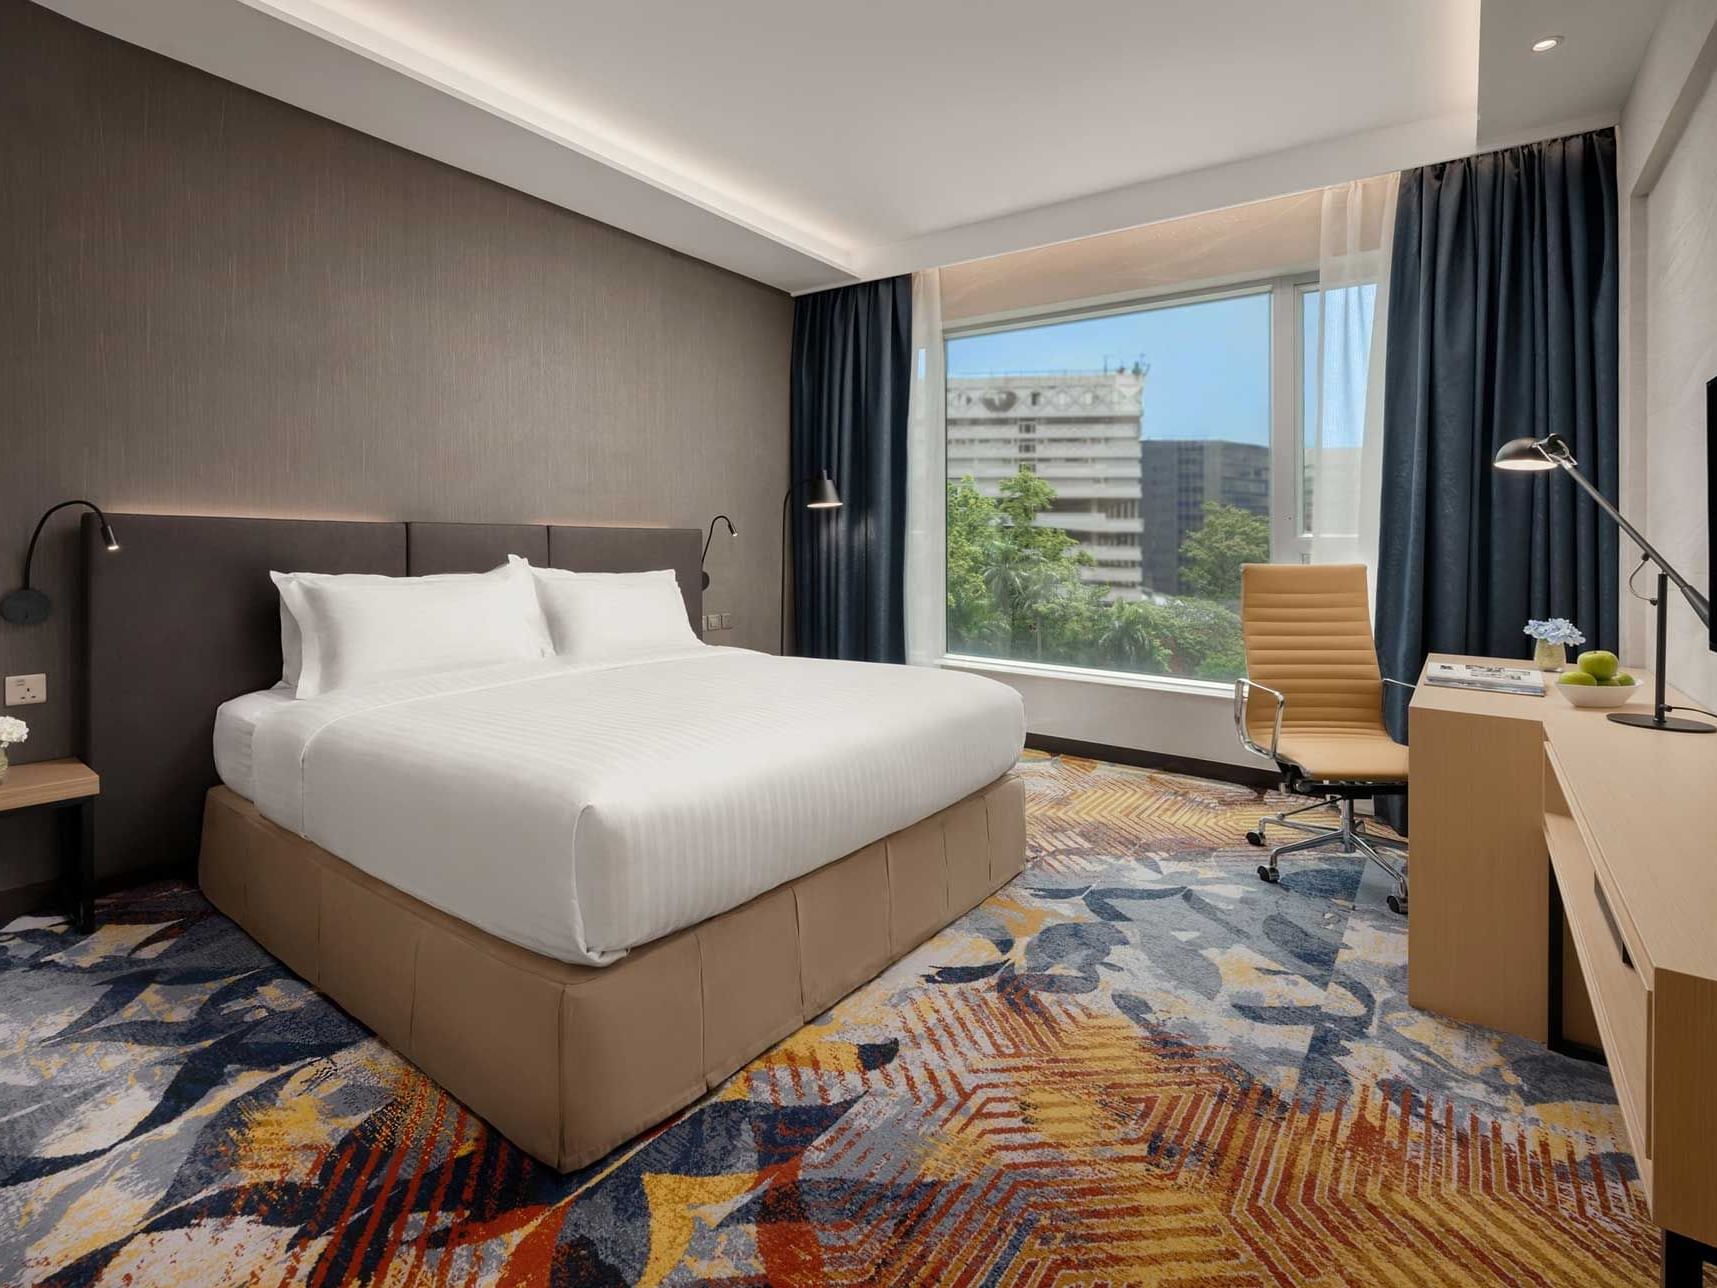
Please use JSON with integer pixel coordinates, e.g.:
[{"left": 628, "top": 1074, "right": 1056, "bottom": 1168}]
[{"left": 0, "top": 758, "right": 100, "bottom": 933}]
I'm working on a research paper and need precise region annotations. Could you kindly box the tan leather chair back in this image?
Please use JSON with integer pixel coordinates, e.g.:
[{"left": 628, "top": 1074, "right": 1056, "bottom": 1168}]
[{"left": 1240, "top": 563, "right": 1386, "bottom": 739}]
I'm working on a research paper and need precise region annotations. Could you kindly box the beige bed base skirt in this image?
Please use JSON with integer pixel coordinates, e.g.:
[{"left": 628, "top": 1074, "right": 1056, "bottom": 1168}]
[{"left": 198, "top": 774, "right": 1027, "bottom": 1172}]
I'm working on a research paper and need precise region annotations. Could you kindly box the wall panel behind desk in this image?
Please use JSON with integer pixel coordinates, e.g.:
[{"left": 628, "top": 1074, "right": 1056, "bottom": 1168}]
[{"left": 0, "top": 0, "right": 791, "bottom": 892}]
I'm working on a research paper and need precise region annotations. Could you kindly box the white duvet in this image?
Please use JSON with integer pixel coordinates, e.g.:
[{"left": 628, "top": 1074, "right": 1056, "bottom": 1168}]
[{"left": 247, "top": 647, "right": 1025, "bottom": 965}]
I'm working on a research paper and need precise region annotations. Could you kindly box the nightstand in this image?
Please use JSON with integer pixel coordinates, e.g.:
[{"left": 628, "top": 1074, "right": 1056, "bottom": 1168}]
[{"left": 0, "top": 759, "right": 100, "bottom": 933}]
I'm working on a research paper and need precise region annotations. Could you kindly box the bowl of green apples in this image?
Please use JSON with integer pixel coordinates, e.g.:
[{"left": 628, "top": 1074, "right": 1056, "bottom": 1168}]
[{"left": 1553, "top": 651, "right": 1640, "bottom": 707}]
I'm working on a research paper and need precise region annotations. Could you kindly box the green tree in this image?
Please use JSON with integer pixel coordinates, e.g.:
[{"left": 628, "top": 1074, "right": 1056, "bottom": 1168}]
[
  {"left": 944, "top": 471, "right": 1095, "bottom": 658},
  {"left": 945, "top": 471, "right": 1249, "bottom": 682},
  {"left": 945, "top": 477, "right": 1007, "bottom": 648},
  {"left": 1178, "top": 502, "right": 1270, "bottom": 601},
  {"left": 1152, "top": 597, "right": 1246, "bottom": 681},
  {"left": 1097, "top": 600, "right": 1167, "bottom": 672}
]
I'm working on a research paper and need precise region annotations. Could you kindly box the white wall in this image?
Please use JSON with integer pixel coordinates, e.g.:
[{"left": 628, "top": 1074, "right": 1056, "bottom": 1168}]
[
  {"left": 944, "top": 660, "right": 1263, "bottom": 773},
  {"left": 1619, "top": 0, "right": 1717, "bottom": 705}
]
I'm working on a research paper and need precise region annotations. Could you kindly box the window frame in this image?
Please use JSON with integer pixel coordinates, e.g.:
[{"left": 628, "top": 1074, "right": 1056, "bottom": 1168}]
[{"left": 940, "top": 269, "right": 1327, "bottom": 692}]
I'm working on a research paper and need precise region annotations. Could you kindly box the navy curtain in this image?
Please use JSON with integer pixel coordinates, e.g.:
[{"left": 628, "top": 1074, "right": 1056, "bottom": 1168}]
[
  {"left": 1377, "top": 129, "right": 1619, "bottom": 738},
  {"left": 789, "top": 276, "right": 912, "bottom": 662}
]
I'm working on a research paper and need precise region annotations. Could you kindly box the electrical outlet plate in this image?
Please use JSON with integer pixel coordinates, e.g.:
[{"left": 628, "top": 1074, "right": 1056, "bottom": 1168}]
[{"left": 5, "top": 673, "right": 46, "bottom": 706}]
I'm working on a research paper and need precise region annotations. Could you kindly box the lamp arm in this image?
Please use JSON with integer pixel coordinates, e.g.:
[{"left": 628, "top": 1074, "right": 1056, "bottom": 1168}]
[
  {"left": 701, "top": 514, "right": 736, "bottom": 566},
  {"left": 1553, "top": 459, "right": 1711, "bottom": 629},
  {"left": 19, "top": 500, "right": 112, "bottom": 587}
]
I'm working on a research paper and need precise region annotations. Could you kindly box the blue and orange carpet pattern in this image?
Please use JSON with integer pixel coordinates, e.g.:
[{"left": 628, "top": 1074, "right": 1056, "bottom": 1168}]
[{"left": 0, "top": 754, "right": 1671, "bottom": 1285}]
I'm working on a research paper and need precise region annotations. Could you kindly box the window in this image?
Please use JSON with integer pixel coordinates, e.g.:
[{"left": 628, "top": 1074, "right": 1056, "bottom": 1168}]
[
  {"left": 944, "top": 276, "right": 1369, "bottom": 685},
  {"left": 1300, "top": 282, "right": 1377, "bottom": 544}
]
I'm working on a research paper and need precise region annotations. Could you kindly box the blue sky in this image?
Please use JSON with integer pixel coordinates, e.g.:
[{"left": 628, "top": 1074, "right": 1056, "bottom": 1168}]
[{"left": 946, "top": 291, "right": 1273, "bottom": 445}]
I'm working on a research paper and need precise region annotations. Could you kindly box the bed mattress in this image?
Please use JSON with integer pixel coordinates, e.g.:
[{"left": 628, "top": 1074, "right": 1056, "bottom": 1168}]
[
  {"left": 213, "top": 684, "right": 297, "bottom": 803},
  {"left": 239, "top": 647, "right": 1025, "bottom": 966}
]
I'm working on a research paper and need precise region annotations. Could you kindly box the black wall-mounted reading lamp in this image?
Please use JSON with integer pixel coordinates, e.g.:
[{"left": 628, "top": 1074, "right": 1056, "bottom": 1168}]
[
  {"left": 1494, "top": 434, "right": 1712, "bottom": 733},
  {"left": 701, "top": 514, "right": 737, "bottom": 590},
  {"left": 1, "top": 501, "right": 120, "bottom": 626}
]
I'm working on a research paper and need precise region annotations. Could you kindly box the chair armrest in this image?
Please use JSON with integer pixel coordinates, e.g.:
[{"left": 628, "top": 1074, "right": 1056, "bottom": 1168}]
[
  {"left": 1233, "top": 678, "right": 1286, "bottom": 761},
  {"left": 1382, "top": 677, "right": 1416, "bottom": 694}
]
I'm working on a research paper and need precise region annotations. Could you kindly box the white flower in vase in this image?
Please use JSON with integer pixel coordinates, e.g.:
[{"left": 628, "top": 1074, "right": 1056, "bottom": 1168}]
[
  {"left": 0, "top": 716, "right": 25, "bottom": 785},
  {"left": 1524, "top": 618, "right": 1585, "bottom": 671}
]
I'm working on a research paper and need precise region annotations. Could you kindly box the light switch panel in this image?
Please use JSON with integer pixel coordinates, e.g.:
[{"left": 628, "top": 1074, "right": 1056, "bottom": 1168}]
[{"left": 4, "top": 674, "right": 46, "bottom": 706}]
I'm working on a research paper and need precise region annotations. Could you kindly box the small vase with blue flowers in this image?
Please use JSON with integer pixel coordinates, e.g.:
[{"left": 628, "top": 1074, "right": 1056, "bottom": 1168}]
[{"left": 1524, "top": 618, "right": 1585, "bottom": 672}]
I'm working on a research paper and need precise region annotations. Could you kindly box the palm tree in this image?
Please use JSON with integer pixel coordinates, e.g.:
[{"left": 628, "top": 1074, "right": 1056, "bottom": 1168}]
[
  {"left": 982, "top": 541, "right": 1068, "bottom": 657},
  {"left": 1097, "top": 600, "right": 1164, "bottom": 671}
]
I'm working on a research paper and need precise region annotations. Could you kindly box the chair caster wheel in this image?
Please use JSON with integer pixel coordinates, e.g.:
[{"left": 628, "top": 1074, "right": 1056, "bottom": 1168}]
[
  {"left": 1387, "top": 894, "right": 1408, "bottom": 915},
  {"left": 1245, "top": 830, "right": 1265, "bottom": 847},
  {"left": 1257, "top": 865, "right": 1279, "bottom": 884}
]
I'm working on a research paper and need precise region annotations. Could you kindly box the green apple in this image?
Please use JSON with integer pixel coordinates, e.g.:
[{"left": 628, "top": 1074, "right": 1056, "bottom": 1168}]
[
  {"left": 1577, "top": 650, "right": 1620, "bottom": 680},
  {"left": 1614, "top": 672, "right": 1637, "bottom": 687},
  {"left": 1595, "top": 677, "right": 1619, "bottom": 686},
  {"left": 1558, "top": 670, "right": 1598, "bottom": 686}
]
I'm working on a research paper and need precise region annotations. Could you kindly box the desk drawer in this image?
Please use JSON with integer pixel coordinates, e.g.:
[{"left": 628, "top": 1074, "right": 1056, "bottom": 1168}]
[{"left": 1544, "top": 765, "right": 1652, "bottom": 1170}]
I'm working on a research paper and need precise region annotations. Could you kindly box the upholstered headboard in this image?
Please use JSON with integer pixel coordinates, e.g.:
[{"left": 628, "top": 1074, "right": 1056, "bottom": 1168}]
[{"left": 82, "top": 514, "right": 701, "bottom": 881}]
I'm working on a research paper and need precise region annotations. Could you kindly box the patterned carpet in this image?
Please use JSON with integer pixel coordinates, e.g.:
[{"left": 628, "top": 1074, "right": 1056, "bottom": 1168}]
[{"left": 0, "top": 754, "right": 1674, "bottom": 1286}]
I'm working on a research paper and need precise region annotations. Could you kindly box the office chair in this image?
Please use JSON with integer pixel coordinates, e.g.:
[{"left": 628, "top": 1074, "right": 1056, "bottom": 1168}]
[{"left": 1233, "top": 563, "right": 1411, "bottom": 914}]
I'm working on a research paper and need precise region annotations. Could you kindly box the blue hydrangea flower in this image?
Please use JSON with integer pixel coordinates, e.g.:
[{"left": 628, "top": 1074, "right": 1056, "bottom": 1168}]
[{"left": 1524, "top": 618, "right": 1585, "bottom": 647}]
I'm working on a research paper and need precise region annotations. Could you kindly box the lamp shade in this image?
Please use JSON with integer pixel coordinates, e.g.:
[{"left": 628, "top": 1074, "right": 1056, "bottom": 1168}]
[
  {"left": 807, "top": 471, "right": 842, "bottom": 508},
  {"left": 1493, "top": 437, "right": 1559, "bottom": 471}
]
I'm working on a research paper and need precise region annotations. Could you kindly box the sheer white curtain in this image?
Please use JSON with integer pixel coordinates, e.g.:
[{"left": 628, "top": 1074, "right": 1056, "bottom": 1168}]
[
  {"left": 904, "top": 269, "right": 947, "bottom": 666},
  {"left": 1307, "top": 174, "right": 1398, "bottom": 600}
]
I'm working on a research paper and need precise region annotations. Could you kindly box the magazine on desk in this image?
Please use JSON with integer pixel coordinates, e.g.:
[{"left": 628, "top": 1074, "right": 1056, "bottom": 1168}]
[{"left": 1423, "top": 661, "right": 1545, "bottom": 696}]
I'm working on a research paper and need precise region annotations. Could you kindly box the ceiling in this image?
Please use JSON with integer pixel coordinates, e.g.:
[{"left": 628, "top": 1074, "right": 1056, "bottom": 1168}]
[
  {"left": 1476, "top": 0, "right": 1668, "bottom": 149},
  {"left": 38, "top": 0, "right": 1666, "bottom": 293}
]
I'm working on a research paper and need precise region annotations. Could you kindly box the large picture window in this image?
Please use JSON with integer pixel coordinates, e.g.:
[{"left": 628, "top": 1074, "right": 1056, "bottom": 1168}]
[{"left": 944, "top": 276, "right": 1372, "bottom": 684}]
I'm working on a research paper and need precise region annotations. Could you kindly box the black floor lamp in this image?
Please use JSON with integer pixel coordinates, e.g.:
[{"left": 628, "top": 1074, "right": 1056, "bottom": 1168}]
[
  {"left": 779, "top": 471, "right": 842, "bottom": 655},
  {"left": 1494, "top": 434, "right": 1713, "bottom": 732}
]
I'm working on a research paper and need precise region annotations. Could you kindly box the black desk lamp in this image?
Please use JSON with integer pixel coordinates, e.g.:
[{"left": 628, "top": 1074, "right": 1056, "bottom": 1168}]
[
  {"left": 1494, "top": 434, "right": 1713, "bottom": 732},
  {"left": 700, "top": 515, "right": 737, "bottom": 590},
  {"left": 779, "top": 471, "right": 842, "bottom": 655},
  {"left": 1, "top": 501, "right": 120, "bottom": 626}
]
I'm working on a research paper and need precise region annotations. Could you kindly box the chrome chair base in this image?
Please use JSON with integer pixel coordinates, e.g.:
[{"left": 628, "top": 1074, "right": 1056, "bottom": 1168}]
[{"left": 1247, "top": 797, "right": 1410, "bottom": 915}]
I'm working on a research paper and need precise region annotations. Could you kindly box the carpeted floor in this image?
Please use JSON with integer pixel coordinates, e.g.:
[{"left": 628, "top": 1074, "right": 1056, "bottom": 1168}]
[{"left": 0, "top": 754, "right": 1676, "bottom": 1286}]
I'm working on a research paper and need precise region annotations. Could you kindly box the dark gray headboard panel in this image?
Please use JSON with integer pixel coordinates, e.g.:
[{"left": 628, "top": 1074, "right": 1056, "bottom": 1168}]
[
  {"left": 548, "top": 525, "right": 702, "bottom": 627},
  {"left": 85, "top": 513, "right": 405, "bottom": 881},
  {"left": 407, "top": 522, "right": 547, "bottom": 574},
  {"left": 84, "top": 513, "right": 702, "bottom": 884}
]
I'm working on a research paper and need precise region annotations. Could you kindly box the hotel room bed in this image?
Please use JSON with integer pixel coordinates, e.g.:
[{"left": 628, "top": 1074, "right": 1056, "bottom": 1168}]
[
  {"left": 218, "top": 644, "right": 1023, "bottom": 964},
  {"left": 91, "top": 514, "right": 1029, "bottom": 1171}
]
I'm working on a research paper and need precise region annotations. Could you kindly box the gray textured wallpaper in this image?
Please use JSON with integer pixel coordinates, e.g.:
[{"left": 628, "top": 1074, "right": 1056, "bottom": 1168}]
[{"left": 0, "top": 1, "right": 792, "bottom": 898}]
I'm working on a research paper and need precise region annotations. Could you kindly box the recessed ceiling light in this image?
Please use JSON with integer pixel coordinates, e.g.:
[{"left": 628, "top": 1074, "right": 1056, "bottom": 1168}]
[{"left": 1531, "top": 35, "right": 1563, "bottom": 53}]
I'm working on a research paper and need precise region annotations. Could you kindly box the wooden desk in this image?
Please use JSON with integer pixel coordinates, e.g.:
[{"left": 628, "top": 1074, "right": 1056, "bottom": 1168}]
[
  {"left": 1410, "top": 655, "right": 1717, "bottom": 1279},
  {"left": 0, "top": 758, "right": 99, "bottom": 932}
]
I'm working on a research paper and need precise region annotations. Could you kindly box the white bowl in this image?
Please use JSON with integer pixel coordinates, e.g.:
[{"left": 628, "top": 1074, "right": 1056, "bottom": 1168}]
[{"left": 1553, "top": 678, "right": 1642, "bottom": 708}]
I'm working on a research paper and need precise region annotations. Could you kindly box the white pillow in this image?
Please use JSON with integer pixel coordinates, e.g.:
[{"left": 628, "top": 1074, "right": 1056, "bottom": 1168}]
[
  {"left": 273, "top": 562, "right": 550, "bottom": 698},
  {"left": 509, "top": 558, "right": 698, "bottom": 662},
  {"left": 275, "top": 572, "right": 391, "bottom": 688}
]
